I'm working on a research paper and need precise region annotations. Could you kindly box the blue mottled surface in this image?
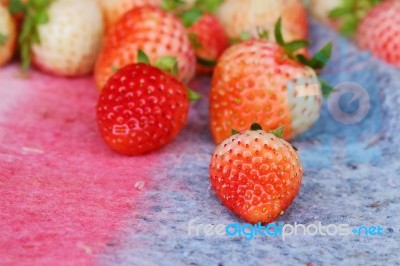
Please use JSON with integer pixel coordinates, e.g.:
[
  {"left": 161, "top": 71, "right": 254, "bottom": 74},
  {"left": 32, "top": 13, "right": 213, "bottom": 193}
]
[{"left": 100, "top": 21, "right": 400, "bottom": 266}]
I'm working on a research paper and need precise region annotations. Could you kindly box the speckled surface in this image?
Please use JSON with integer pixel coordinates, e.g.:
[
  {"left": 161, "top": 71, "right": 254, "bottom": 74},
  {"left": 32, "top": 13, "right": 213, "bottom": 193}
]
[{"left": 0, "top": 21, "right": 399, "bottom": 266}]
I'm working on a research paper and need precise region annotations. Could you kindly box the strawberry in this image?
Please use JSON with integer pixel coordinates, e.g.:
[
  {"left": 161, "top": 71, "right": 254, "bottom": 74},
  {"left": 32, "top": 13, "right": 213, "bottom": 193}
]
[
  {"left": 210, "top": 19, "right": 332, "bottom": 143},
  {"left": 0, "top": 3, "right": 16, "bottom": 67},
  {"left": 356, "top": 0, "right": 400, "bottom": 66},
  {"left": 11, "top": 0, "right": 104, "bottom": 76},
  {"left": 209, "top": 124, "right": 303, "bottom": 223},
  {"left": 310, "top": 0, "right": 380, "bottom": 36},
  {"left": 95, "top": 5, "right": 196, "bottom": 92},
  {"left": 96, "top": 51, "right": 193, "bottom": 156},
  {"left": 97, "top": 0, "right": 163, "bottom": 32},
  {"left": 164, "top": 0, "right": 228, "bottom": 73},
  {"left": 215, "top": 0, "right": 308, "bottom": 44}
]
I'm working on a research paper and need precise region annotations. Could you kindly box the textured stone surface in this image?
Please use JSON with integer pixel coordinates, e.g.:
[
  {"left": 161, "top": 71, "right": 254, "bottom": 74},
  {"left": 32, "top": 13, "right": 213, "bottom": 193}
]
[{"left": 0, "top": 21, "right": 399, "bottom": 266}]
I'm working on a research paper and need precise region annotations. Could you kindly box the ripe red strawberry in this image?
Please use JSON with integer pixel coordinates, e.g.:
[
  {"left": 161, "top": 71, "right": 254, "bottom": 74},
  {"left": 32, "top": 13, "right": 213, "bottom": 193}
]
[
  {"left": 210, "top": 19, "right": 332, "bottom": 143},
  {"left": 97, "top": 0, "right": 163, "bottom": 32},
  {"left": 0, "top": 3, "right": 16, "bottom": 67},
  {"left": 183, "top": 11, "right": 229, "bottom": 73},
  {"left": 95, "top": 5, "right": 196, "bottom": 92},
  {"left": 356, "top": 0, "right": 400, "bottom": 66},
  {"left": 164, "top": 0, "right": 228, "bottom": 73},
  {"left": 215, "top": 0, "right": 308, "bottom": 44},
  {"left": 97, "top": 57, "right": 190, "bottom": 155},
  {"left": 209, "top": 124, "right": 303, "bottom": 223},
  {"left": 12, "top": 0, "right": 104, "bottom": 76}
]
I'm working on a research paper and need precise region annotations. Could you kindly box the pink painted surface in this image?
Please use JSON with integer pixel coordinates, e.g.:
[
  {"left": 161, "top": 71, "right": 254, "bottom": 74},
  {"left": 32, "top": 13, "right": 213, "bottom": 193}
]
[{"left": 0, "top": 65, "right": 160, "bottom": 265}]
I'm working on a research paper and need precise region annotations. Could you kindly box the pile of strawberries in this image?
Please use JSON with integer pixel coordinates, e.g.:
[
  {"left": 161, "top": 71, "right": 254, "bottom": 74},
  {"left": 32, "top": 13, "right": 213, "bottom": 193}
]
[{"left": 0, "top": 0, "right": 338, "bottom": 224}]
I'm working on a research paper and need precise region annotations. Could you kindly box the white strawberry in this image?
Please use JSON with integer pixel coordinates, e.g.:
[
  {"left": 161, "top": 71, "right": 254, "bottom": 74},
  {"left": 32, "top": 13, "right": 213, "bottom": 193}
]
[
  {"left": 215, "top": 0, "right": 308, "bottom": 43},
  {"left": 97, "top": 0, "right": 162, "bottom": 31},
  {"left": 13, "top": 0, "right": 104, "bottom": 77}
]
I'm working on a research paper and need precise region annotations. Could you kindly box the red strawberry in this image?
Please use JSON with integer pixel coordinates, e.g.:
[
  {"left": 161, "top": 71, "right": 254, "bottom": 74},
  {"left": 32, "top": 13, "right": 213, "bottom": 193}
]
[
  {"left": 0, "top": 3, "right": 16, "bottom": 67},
  {"left": 209, "top": 124, "right": 303, "bottom": 223},
  {"left": 164, "top": 0, "right": 229, "bottom": 73},
  {"left": 210, "top": 19, "right": 332, "bottom": 143},
  {"left": 97, "top": 0, "right": 162, "bottom": 32},
  {"left": 97, "top": 56, "right": 190, "bottom": 155},
  {"left": 183, "top": 11, "right": 229, "bottom": 73},
  {"left": 12, "top": 0, "right": 104, "bottom": 76},
  {"left": 356, "top": 0, "right": 400, "bottom": 66},
  {"left": 95, "top": 5, "right": 196, "bottom": 92}
]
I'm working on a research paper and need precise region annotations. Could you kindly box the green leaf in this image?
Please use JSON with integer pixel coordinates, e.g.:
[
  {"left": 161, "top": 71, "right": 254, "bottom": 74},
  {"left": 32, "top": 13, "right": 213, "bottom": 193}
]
[
  {"left": 14, "top": 0, "right": 52, "bottom": 70},
  {"left": 284, "top": 40, "right": 309, "bottom": 56},
  {"left": 256, "top": 27, "right": 269, "bottom": 40},
  {"left": 186, "top": 88, "right": 202, "bottom": 102},
  {"left": 310, "top": 42, "right": 332, "bottom": 69},
  {"left": 319, "top": 78, "right": 334, "bottom": 98},
  {"left": 231, "top": 129, "right": 240, "bottom": 135},
  {"left": 189, "top": 33, "right": 202, "bottom": 49},
  {"left": 240, "top": 31, "right": 251, "bottom": 41},
  {"left": 339, "top": 15, "right": 358, "bottom": 36},
  {"left": 21, "top": 42, "right": 31, "bottom": 70},
  {"left": 179, "top": 8, "right": 203, "bottom": 27},
  {"left": 161, "top": 0, "right": 185, "bottom": 12},
  {"left": 270, "top": 126, "right": 284, "bottom": 139},
  {"left": 197, "top": 57, "right": 216, "bottom": 67},
  {"left": 250, "top": 123, "right": 263, "bottom": 131},
  {"left": 0, "top": 33, "right": 7, "bottom": 46},
  {"left": 111, "top": 66, "right": 119, "bottom": 73},
  {"left": 35, "top": 9, "right": 49, "bottom": 24},
  {"left": 194, "top": 0, "right": 223, "bottom": 13},
  {"left": 155, "top": 56, "right": 179, "bottom": 76},
  {"left": 9, "top": 0, "right": 26, "bottom": 14},
  {"left": 328, "top": 7, "right": 351, "bottom": 18},
  {"left": 297, "top": 42, "right": 332, "bottom": 70},
  {"left": 274, "top": 17, "right": 285, "bottom": 46},
  {"left": 137, "top": 50, "right": 150, "bottom": 65}
]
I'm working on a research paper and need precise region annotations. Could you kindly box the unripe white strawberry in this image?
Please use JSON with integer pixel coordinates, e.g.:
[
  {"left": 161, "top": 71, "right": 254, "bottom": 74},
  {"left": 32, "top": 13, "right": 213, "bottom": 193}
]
[
  {"left": 0, "top": 3, "right": 16, "bottom": 67},
  {"left": 215, "top": 0, "right": 308, "bottom": 43},
  {"left": 16, "top": 0, "right": 104, "bottom": 77},
  {"left": 97, "top": 0, "right": 162, "bottom": 31}
]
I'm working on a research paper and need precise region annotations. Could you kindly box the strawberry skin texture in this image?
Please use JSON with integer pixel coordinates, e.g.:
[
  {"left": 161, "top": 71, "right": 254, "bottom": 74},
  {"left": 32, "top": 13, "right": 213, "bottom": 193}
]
[
  {"left": 97, "top": 0, "right": 162, "bottom": 32},
  {"left": 95, "top": 6, "right": 196, "bottom": 92},
  {"left": 356, "top": 0, "right": 400, "bottom": 67},
  {"left": 210, "top": 40, "right": 323, "bottom": 143},
  {"left": 0, "top": 3, "right": 16, "bottom": 67},
  {"left": 216, "top": 0, "right": 308, "bottom": 43},
  {"left": 32, "top": 0, "right": 104, "bottom": 77},
  {"left": 188, "top": 13, "right": 229, "bottom": 74},
  {"left": 210, "top": 129, "right": 303, "bottom": 223},
  {"left": 97, "top": 63, "right": 189, "bottom": 156}
]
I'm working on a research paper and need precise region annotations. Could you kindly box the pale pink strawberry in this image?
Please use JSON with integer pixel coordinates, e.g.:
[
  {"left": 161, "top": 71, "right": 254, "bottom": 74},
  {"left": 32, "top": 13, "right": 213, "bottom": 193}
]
[{"left": 356, "top": 0, "right": 400, "bottom": 66}]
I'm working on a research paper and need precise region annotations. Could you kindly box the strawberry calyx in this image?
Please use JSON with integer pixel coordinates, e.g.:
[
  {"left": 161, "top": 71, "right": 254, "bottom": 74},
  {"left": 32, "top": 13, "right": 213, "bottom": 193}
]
[
  {"left": 329, "top": 0, "right": 380, "bottom": 36},
  {"left": 274, "top": 17, "right": 334, "bottom": 97},
  {"left": 163, "top": 0, "right": 223, "bottom": 67},
  {"left": 137, "top": 50, "right": 201, "bottom": 102},
  {"left": 232, "top": 123, "right": 285, "bottom": 139},
  {"left": 9, "top": 0, "right": 52, "bottom": 70},
  {"left": 0, "top": 33, "right": 7, "bottom": 45}
]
